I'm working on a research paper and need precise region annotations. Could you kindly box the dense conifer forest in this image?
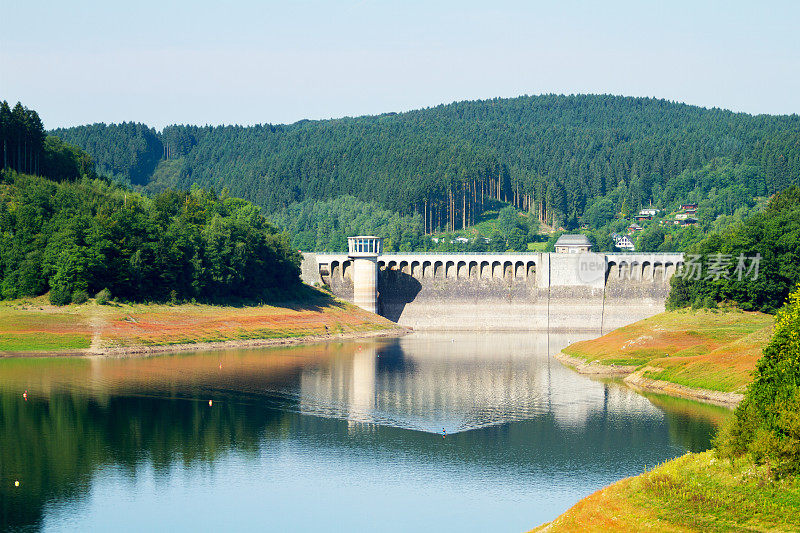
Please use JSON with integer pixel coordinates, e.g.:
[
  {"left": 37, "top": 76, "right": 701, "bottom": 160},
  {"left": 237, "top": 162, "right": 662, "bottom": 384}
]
[
  {"left": 0, "top": 101, "right": 301, "bottom": 304},
  {"left": 51, "top": 95, "right": 800, "bottom": 243}
]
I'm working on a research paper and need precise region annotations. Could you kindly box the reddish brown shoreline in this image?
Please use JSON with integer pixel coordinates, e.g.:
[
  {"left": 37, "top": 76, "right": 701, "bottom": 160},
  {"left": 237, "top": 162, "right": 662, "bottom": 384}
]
[
  {"left": 0, "top": 327, "right": 409, "bottom": 359},
  {"left": 554, "top": 351, "right": 741, "bottom": 407}
]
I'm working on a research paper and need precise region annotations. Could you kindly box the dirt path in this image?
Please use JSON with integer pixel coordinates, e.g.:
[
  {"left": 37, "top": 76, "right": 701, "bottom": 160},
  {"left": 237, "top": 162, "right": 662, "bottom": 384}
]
[{"left": 88, "top": 308, "right": 105, "bottom": 355}]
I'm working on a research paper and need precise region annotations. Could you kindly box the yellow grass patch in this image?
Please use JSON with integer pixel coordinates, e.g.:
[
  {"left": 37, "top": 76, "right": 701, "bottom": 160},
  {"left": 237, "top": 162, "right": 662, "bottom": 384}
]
[
  {"left": 562, "top": 310, "right": 774, "bottom": 392},
  {"left": 531, "top": 451, "right": 800, "bottom": 532}
]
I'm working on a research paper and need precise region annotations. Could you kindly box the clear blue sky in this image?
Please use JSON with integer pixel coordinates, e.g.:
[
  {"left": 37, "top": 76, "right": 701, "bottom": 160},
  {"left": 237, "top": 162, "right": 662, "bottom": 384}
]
[{"left": 2, "top": 0, "right": 798, "bottom": 129}]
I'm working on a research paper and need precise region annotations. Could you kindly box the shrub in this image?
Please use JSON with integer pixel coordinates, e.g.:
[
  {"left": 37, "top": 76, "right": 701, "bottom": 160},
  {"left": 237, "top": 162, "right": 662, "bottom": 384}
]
[
  {"left": 49, "top": 286, "right": 72, "bottom": 306},
  {"left": 95, "top": 288, "right": 112, "bottom": 305},
  {"left": 71, "top": 289, "right": 89, "bottom": 304},
  {"left": 718, "top": 284, "right": 800, "bottom": 477}
]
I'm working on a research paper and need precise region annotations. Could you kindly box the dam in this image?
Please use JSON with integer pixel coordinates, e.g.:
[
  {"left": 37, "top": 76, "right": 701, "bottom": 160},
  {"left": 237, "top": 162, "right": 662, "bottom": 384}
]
[{"left": 301, "top": 236, "right": 684, "bottom": 332}]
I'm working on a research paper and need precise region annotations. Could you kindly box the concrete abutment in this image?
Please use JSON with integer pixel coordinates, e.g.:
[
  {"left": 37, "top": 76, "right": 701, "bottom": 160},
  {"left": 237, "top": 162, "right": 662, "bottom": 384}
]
[{"left": 303, "top": 251, "right": 683, "bottom": 332}]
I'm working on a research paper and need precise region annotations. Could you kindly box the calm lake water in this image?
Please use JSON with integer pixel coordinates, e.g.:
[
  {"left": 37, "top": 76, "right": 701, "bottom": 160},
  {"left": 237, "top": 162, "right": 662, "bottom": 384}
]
[{"left": 1, "top": 332, "right": 730, "bottom": 532}]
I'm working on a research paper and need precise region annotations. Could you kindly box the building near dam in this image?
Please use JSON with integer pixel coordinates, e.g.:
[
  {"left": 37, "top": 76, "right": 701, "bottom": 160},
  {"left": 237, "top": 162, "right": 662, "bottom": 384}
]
[
  {"left": 301, "top": 237, "right": 684, "bottom": 332},
  {"left": 554, "top": 233, "right": 592, "bottom": 253}
]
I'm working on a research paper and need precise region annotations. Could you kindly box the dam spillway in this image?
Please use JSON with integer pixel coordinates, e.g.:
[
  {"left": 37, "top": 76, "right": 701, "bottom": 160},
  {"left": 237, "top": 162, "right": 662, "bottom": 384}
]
[{"left": 301, "top": 252, "right": 684, "bottom": 332}]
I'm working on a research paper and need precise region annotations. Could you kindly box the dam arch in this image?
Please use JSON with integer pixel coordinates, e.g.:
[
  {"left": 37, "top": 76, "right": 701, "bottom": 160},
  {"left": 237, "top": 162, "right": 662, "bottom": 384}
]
[{"left": 304, "top": 251, "right": 684, "bottom": 332}]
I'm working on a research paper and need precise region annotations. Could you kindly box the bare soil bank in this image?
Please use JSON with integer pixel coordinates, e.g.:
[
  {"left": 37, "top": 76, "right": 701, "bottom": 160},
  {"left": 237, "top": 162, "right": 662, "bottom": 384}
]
[
  {"left": 0, "top": 292, "right": 404, "bottom": 358},
  {"left": 557, "top": 309, "right": 773, "bottom": 407},
  {"left": 554, "top": 352, "right": 744, "bottom": 407},
  {"left": 0, "top": 328, "right": 408, "bottom": 358}
]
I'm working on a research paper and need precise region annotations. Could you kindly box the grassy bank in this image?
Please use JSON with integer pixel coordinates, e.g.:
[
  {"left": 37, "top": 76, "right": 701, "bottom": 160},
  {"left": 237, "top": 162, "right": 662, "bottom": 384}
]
[
  {"left": 562, "top": 309, "right": 774, "bottom": 395},
  {"left": 0, "top": 288, "right": 400, "bottom": 356},
  {"left": 532, "top": 451, "right": 800, "bottom": 532}
]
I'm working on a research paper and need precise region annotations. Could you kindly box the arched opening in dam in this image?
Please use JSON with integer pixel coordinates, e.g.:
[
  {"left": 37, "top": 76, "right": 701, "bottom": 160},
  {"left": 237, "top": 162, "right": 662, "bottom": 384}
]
[{"left": 303, "top": 252, "right": 684, "bottom": 332}]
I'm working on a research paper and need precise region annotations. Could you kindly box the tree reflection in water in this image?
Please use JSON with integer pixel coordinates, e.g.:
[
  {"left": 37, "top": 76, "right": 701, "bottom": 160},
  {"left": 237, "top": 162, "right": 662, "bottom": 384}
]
[{"left": 0, "top": 334, "right": 730, "bottom": 531}]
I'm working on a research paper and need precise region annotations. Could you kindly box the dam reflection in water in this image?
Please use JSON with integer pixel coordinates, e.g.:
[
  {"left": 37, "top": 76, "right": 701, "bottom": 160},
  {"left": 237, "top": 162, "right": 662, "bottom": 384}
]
[{"left": 0, "top": 333, "right": 728, "bottom": 532}]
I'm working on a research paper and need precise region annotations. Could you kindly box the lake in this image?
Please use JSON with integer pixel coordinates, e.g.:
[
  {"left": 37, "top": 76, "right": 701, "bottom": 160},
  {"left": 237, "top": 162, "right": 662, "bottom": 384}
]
[{"left": 0, "top": 332, "right": 729, "bottom": 532}]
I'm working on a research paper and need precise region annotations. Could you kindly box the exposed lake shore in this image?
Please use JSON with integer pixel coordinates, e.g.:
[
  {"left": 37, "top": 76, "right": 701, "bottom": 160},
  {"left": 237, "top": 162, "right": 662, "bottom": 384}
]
[
  {"left": 0, "top": 292, "right": 405, "bottom": 358},
  {"left": 556, "top": 309, "right": 773, "bottom": 407},
  {"left": 538, "top": 308, "right": 789, "bottom": 532},
  {"left": 554, "top": 352, "right": 744, "bottom": 407}
]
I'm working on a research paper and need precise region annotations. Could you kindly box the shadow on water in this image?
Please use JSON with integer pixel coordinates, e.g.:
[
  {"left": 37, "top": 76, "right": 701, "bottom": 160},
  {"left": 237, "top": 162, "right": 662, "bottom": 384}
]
[{"left": 0, "top": 333, "right": 728, "bottom": 531}]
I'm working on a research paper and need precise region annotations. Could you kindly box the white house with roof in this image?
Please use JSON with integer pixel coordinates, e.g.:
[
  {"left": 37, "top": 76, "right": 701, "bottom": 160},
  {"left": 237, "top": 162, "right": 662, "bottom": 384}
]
[{"left": 612, "top": 233, "right": 635, "bottom": 251}]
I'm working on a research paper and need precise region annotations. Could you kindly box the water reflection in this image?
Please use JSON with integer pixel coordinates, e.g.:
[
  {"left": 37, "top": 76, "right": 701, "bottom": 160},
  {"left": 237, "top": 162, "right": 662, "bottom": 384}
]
[{"left": 0, "top": 333, "right": 730, "bottom": 532}]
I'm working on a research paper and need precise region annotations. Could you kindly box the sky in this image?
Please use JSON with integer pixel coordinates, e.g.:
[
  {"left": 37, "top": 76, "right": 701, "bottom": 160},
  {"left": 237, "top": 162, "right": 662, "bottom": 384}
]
[{"left": 2, "top": 0, "right": 799, "bottom": 129}]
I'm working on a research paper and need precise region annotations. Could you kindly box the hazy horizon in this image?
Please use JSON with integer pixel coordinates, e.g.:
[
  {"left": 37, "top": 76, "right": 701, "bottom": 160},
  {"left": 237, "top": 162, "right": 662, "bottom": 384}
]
[
  {"left": 3, "top": 1, "right": 798, "bottom": 129},
  {"left": 32, "top": 93, "right": 799, "bottom": 133}
]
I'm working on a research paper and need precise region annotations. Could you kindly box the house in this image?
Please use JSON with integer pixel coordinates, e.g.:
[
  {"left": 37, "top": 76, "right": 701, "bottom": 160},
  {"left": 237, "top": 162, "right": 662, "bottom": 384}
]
[
  {"left": 554, "top": 234, "right": 592, "bottom": 253},
  {"left": 674, "top": 213, "right": 690, "bottom": 220},
  {"left": 680, "top": 203, "right": 698, "bottom": 211},
  {"left": 675, "top": 217, "right": 698, "bottom": 226},
  {"left": 639, "top": 208, "right": 660, "bottom": 216},
  {"left": 612, "top": 233, "right": 635, "bottom": 251},
  {"left": 453, "top": 236, "right": 469, "bottom": 244},
  {"left": 627, "top": 223, "right": 643, "bottom": 233},
  {"left": 634, "top": 214, "right": 652, "bottom": 222}
]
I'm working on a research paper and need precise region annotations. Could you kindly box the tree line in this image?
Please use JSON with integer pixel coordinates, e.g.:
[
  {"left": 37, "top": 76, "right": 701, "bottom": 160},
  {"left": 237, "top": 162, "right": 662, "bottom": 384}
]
[
  {"left": 51, "top": 94, "right": 800, "bottom": 238},
  {"left": 1, "top": 101, "right": 93, "bottom": 181},
  {"left": 667, "top": 187, "right": 800, "bottom": 313},
  {"left": 0, "top": 101, "right": 303, "bottom": 305},
  {"left": 0, "top": 171, "right": 302, "bottom": 304}
]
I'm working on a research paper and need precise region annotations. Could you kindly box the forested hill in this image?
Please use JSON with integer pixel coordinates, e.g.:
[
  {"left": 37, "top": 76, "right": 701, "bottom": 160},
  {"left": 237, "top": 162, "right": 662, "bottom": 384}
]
[
  {"left": 0, "top": 101, "right": 302, "bottom": 305},
  {"left": 52, "top": 94, "right": 800, "bottom": 231}
]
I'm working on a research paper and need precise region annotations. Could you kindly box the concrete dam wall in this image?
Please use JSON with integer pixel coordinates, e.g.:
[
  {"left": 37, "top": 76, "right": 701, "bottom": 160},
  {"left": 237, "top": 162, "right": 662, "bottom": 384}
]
[{"left": 301, "top": 252, "right": 684, "bottom": 332}]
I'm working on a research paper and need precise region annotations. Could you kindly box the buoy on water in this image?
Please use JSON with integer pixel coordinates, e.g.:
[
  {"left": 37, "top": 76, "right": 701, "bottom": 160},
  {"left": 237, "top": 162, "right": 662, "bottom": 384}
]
[
  {"left": 23, "top": 391, "right": 27, "bottom": 400},
  {"left": 208, "top": 400, "right": 213, "bottom": 407},
  {"left": 14, "top": 480, "right": 19, "bottom": 487}
]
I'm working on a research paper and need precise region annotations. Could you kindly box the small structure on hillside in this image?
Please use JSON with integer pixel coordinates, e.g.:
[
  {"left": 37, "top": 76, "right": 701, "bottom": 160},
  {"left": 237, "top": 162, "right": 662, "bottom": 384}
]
[
  {"left": 628, "top": 223, "right": 643, "bottom": 233},
  {"left": 555, "top": 234, "right": 592, "bottom": 254},
  {"left": 639, "top": 208, "right": 660, "bottom": 217},
  {"left": 612, "top": 233, "right": 635, "bottom": 251}
]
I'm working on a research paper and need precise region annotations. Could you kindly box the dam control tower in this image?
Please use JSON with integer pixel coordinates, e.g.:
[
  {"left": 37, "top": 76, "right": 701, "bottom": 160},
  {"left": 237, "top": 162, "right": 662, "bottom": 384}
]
[{"left": 347, "top": 236, "right": 382, "bottom": 313}]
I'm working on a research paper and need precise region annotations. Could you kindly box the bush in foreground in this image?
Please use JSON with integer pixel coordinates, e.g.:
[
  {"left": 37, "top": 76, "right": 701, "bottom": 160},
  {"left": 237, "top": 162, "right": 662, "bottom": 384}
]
[
  {"left": 95, "top": 288, "right": 111, "bottom": 305},
  {"left": 718, "top": 284, "right": 800, "bottom": 477},
  {"left": 49, "top": 286, "right": 72, "bottom": 306},
  {"left": 71, "top": 289, "right": 89, "bottom": 304}
]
